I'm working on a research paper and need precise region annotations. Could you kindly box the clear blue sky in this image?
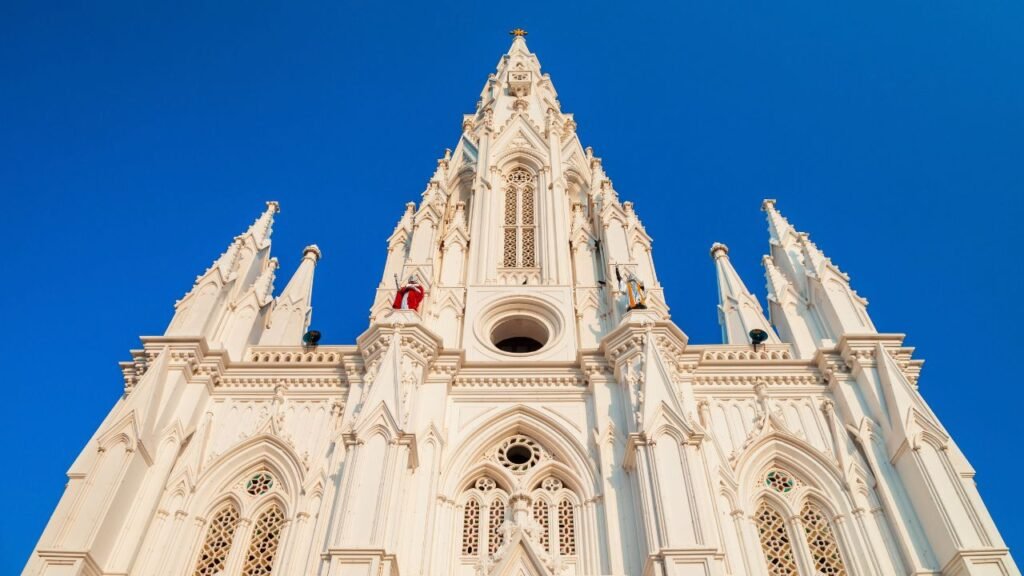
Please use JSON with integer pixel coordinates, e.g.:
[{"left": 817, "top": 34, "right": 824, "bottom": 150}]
[{"left": 2, "top": 1, "right": 1021, "bottom": 570}]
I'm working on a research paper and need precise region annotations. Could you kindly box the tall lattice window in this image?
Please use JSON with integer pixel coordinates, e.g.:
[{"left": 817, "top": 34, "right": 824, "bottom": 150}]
[
  {"left": 557, "top": 499, "right": 576, "bottom": 555},
  {"left": 241, "top": 504, "right": 285, "bottom": 576},
  {"left": 192, "top": 503, "right": 240, "bottom": 576},
  {"left": 502, "top": 168, "right": 537, "bottom": 268},
  {"left": 755, "top": 501, "right": 799, "bottom": 576},
  {"left": 488, "top": 500, "right": 506, "bottom": 555},
  {"left": 462, "top": 498, "right": 481, "bottom": 555},
  {"left": 528, "top": 477, "right": 577, "bottom": 559},
  {"left": 533, "top": 498, "right": 550, "bottom": 552},
  {"left": 801, "top": 502, "right": 848, "bottom": 576}
]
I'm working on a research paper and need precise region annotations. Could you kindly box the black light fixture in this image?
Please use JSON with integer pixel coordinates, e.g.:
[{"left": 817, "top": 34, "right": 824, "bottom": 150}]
[
  {"left": 749, "top": 328, "right": 769, "bottom": 351},
  {"left": 303, "top": 330, "right": 322, "bottom": 347}
]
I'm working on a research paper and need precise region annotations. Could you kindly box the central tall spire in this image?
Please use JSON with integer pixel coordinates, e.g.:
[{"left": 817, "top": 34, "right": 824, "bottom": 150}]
[{"left": 366, "top": 33, "right": 671, "bottom": 359}]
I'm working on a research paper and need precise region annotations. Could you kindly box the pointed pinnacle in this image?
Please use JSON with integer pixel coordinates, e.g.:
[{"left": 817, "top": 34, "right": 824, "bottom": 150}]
[
  {"left": 256, "top": 257, "right": 279, "bottom": 303},
  {"left": 761, "top": 198, "right": 797, "bottom": 245},
  {"left": 710, "top": 242, "right": 730, "bottom": 260},
  {"left": 245, "top": 200, "right": 280, "bottom": 247},
  {"left": 303, "top": 244, "right": 322, "bottom": 263},
  {"left": 762, "top": 255, "right": 792, "bottom": 299}
]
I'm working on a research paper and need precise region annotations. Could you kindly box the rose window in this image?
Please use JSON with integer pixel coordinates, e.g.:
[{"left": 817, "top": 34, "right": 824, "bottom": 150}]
[
  {"left": 496, "top": 435, "right": 542, "bottom": 473},
  {"left": 246, "top": 472, "right": 274, "bottom": 496},
  {"left": 765, "top": 470, "right": 794, "bottom": 493}
]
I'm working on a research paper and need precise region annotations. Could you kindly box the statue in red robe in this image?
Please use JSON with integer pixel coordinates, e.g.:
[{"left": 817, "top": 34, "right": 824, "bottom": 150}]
[{"left": 392, "top": 275, "right": 424, "bottom": 311}]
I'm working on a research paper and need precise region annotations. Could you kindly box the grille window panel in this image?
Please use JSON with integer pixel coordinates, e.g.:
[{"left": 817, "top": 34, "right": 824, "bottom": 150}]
[
  {"left": 501, "top": 168, "right": 537, "bottom": 268},
  {"left": 192, "top": 503, "right": 240, "bottom": 576},
  {"left": 240, "top": 504, "right": 285, "bottom": 576},
  {"left": 462, "top": 498, "right": 481, "bottom": 556},
  {"left": 755, "top": 502, "right": 799, "bottom": 576},
  {"left": 801, "top": 502, "right": 848, "bottom": 576}
]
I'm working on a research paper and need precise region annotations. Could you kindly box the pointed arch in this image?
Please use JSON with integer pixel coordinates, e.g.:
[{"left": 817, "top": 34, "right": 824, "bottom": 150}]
[
  {"left": 499, "top": 166, "right": 538, "bottom": 268},
  {"left": 191, "top": 500, "right": 241, "bottom": 576},
  {"left": 96, "top": 410, "right": 142, "bottom": 457},
  {"left": 352, "top": 401, "right": 402, "bottom": 441},
  {"left": 753, "top": 500, "right": 800, "bottom": 575},
  {"left": 736, "top": 436, "right": 861, "bottom": 576},
  {"left": 458, "top": 461, "right": 518, "bottom": 495},
  {"left": 735, "top": 432, "right": 848, "bottom": 511},
  {"left": 192, "top": 433, "right": 304, "bottom": 518},
  {"left": 240, "top": 501, "right": 286, "bottom": 575},
  {"left": 799, "top": 498, "right": 849, "bottom": 575},
  {"left": 440, "top": 404, "right": 598, "bottom": 501}
]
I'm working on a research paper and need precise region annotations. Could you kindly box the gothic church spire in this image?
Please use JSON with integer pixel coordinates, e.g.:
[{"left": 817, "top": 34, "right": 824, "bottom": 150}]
[{"left": 710, "top": 242, "right": 778, "bottom": 345}]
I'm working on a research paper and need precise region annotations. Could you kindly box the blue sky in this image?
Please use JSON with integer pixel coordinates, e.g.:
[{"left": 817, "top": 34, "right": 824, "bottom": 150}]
[{"left": 2, "top": 0, "right": 1022, "bottom": 570}]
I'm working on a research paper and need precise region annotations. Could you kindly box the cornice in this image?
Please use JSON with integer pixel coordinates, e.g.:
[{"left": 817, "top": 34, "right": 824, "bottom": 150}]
[{"left": 248, "top": 345, "right": 355, "bottom": 364}]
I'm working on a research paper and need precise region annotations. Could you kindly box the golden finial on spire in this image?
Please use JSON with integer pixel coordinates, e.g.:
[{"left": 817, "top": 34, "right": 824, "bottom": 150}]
[{"left": 510, "top": 28, "right": 528, "bottom": 37}]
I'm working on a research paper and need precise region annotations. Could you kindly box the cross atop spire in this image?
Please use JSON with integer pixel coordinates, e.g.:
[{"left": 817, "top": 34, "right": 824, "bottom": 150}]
[{"left": 509, "top": 28, "right": 527, "bottom": 37}]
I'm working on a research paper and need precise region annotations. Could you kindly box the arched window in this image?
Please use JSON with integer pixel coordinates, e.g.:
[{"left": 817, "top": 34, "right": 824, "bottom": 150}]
[
  {"left": 460, "top": 477, "right": 507, "bottom": 559},
  {"left": 557, "top": 499, "right": 576, "bottom": 556},
  {"left": 462, "top": 498, "right": 481, "bottom": 555},
  {"left": 192, "top": 503, "right": 240, "bottom": 576},
  {"left": 502, "top": 168, "right": 537, "bottom": 268},
  {"left": 241, "top": 503, "right": 286, "bottom": 575},
  {"left": 488, "top": 497, "right": 506, "bottom": 555},
  {"left": 752, "top": 469, "right": 850, "bottom": 576},
  {"left": 457, "top": 436, "right": 581, "bottom": 565},
  {"left": 532, "top": 498, "right": 550, "bottom": 552},
  {"left": 754, "top": 501, "right": 799, "bottom": 576},
  {"left": 800, "top": 502, "right": 848, "bottom": 576},
  {"left": 531, "top": 476, "right": 577, "bottom": 559}
]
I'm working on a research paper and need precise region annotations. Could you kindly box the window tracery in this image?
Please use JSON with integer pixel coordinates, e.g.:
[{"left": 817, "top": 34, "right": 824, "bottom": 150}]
[
  {"left": 754, "top": 501, "right": 798, "bottom": 576},
  {"left": 246, "top": 472, "right": 274, "bottom": 496},
  {"left": 752, "top": 466, "right": 850, "bottom": 576},
  {"left": 458, "top": 438, "right": 580, "bottom": 563},
  {"left": 801, "top": 502, "right": 848, "bottom": 576},
  {"left": 502, "top": 168, "right": 537, "bottom": 268},
  {"left": 496, "top": 434, "right": 543, "bottom": 473},
  {"left": 765, "top": 469, "right": 795, "bottom": 494},
  {"left": 557, "top": 499, "right": 576, "bottom": 556},
  {"left": 533, "top": 498, "right": 550, "bottom": 552},
  {"left": 192, "top": 503, "right": 240, "bottom": 576},
  {"left": 488, "top": 499, "right": 506, "bottom": 555},
  {"left": 241, "top": 504, "right": 285, "bottom": 576},
  {"left": 462, "top": 498, "right": 481, "bottom": 555}
]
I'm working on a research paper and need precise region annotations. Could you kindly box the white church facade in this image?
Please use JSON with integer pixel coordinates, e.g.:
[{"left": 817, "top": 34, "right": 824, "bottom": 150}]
[{"left": 25, "top": 32, "right": 1019, "bottom": 576}]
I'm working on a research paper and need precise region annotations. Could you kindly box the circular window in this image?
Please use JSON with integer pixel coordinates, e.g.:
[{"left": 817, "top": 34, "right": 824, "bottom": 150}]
[
  {"left": 491, "top": 316, "right": 549, "bottom": 354},
  {"left": 477, "top": 298, "right": 563, "bottom": 358},
  {"left": 246, "top": 472, "right": 274, "bottom": 496},
  {"left": 765, "top": 470, "right": 794, "bottom": 493},
  {"left": 497, "top": 435, "right": 542, "bottom": 473}
]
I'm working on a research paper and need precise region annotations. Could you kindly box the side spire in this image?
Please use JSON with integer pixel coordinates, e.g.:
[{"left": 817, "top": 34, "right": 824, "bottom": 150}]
[
  {"left": 260, "top": 245, "right": 321, "bottom": 346},
  {"left": 762, "top": 254, "right": 820, "bottom": 358},
  {"left": 244, "top": 200, "right": 279, "bottom": 249},
  {"left": 760, "top": 199, "right": 875, "bottom": 348},
  {"left": 710, "top": 243, "right": 778, "bottom": 345},
  {"left": 761, "top": 199, "right": 807, "bottom": 293},
  {"left": 166, "top": 201, "right": 280, "bottom": 339},
  {"left": 797, "top": 231, "right": 876, "bottom": 336}
]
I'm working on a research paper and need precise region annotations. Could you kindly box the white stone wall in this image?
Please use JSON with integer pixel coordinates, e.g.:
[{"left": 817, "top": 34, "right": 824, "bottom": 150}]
[{"left": 23, "top": 34, "right": 1018, "bottom": 576}]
